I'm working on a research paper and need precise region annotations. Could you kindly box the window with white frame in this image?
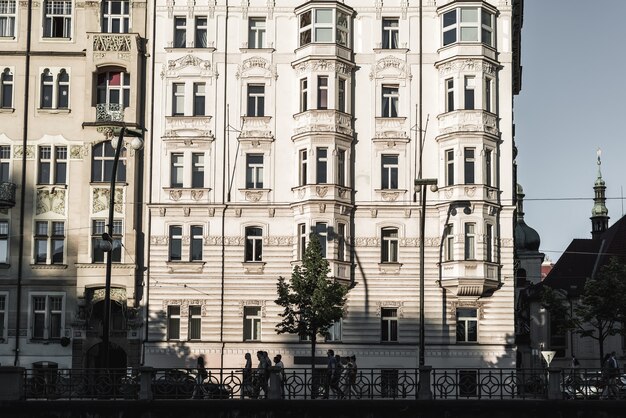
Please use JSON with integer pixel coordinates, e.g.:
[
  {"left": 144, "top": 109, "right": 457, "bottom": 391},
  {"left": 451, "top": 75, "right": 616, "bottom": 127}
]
[
  {"left": 245, "top": 154, "right": 264, "bottom": 189},
  {"left": 41, "top": 68, "right": 70, "bottom": 109},
  {"left": 484, "top": 77, "right": 494, "bottom": 113},
  {"left": 34, "top": 220, "right": 64, "bottom": 264},
  {"left": 0, "top": 1, "right": 16, "bottom": 38},
  {"left": 326, "top": 319, "right": 342, "bottom": 342},
  {"left": 382, "top": 18, "right": 399, "bottom": 49},
  {"left": 464, "top": 147, "right": 475, "bottom": 184},
  {"left": 96, "top": 70, "right": 130, "bottom": 108},
  {"left": 40, "top": 69, "right": 54, "bottom": 108},
  {"left": 337, "top": 77, "right": 346, "bottom": 112},
  {"left": 485, "top": 223, "right": 493, "bottom": 262},
  {"left": 245, "top": 226, "right": 263, "bottom": 262},
  {"left": 297, "top": 223, "right": 307, "bottom": 260},
  {"left": 298, "top": 8, "right": 349, "bottom": 47},
  {"left": 167, "top": 305, "right": 180, "bottom": 340},
  {"left": 170, "top": 153, "right": 183, "bottom": 187},
  {"left": 445, "top": 149, "right": 454, "bottom": 186},
  {"left": 248, "top": 17, "right": 266, "bottom": 48},
  {"left": 381, "top": 227, "right": 398, "bottom": 263},
  {"left": 172, "top": 83, "right": 184, "bottom": 116},
  {"left": 381, "top": 154, "right": 398, "bottom": 190},
  {"left": 464, "top": 76, "right": 475, "bottom": 110},
  {"left": 444, "top": 224, "right": 453, "bottom": 261},
  {"left": 442, "top": 7, "right": 494, "bottom": 47},
  {"left": 91, "top": 141, "right": 126, "bottom": 182},
  {"left": 381, "top": 308, "right": 398, "bottom": 342},
  {"left": 195, "top": 17, "right": 207, "bottom": 48},
  {"left": 168, "top": 225, "right": 182, "bottom": 261},
  {"left": 173, "top": 16, "right": 186, "bottom": 48},
  {"left": 43, "top": 0, "right": 72, "bottom": 39},
  {"left": 464, "top": 222, "right": 475, "bottom": 260},
  {"left": 456, "top": 308, "right": 477, "bottom": 342},
  {"left": 381, "top": 85, "right": 399, "bottom": 117},
  {"left": 0, "top": 68, "right": 13, "bottom": 108},
  {"left": 314, "top": 222, "right": 327, "bottom": 258},
  {"left": 188, "top": 305, "right": 201, "bottom": 340},
  {"left": 299, "top": 149, "right": 308, "bottom": 186},
  {"left": 190, "top": 225, "right": 203, "bottom": 261},
  {"left": 445, "top": 78, "right": 454, "bottom": 112},
  {"left": 337, "top": 222, "right": 346, "bottom": 261},
  {"left": 192, "top": 153, "right": 204, "bottom": 188},
  {"left": 37, "top": 145, "right": 67, "bottom": 185},
  {"left": 0, "top": 145, "right": 9, "bottom": 181},
  {"left": 316, "top": 147, "right": 327, "bottom": 184},
  {"left": 31, "top": 294, "right": 64, "bottom": 339},
  {"left": 0, "top": 293, "right": 6, "bottom": 340},
  {"left": 102, "top": 0, "right": 129, "bottom": 33},
  {"left": 193, "top": 82, "right": 205, "bottom": 116},
  {"left": 243, "top": 306, "right": 261, "bottom": 341},
  {"left": 92, "top": 219, "right": 122, "bottom": 262},
  {"left": 300, "top": 78, "right": 308, "bottom": 112},
  {"left": 337, "top": 148, "right": 346, "bottom": 186},
  {"left": 484, "top": 148, "right": 493, "bottom": 187},
  {"left": 246, "top": 84, "right": 265, "bottom": 117},
  {"left": 0, "top": 220, "right": 8, "bottom": 264},
  {"left": 317, "top": 76, "right": 328, "bottom": 109}
]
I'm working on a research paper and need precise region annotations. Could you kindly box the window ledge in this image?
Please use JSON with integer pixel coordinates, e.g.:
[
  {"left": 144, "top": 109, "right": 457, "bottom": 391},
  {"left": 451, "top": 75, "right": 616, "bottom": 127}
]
[
  {"left": 30, "top": 264, "right": 68, "bottom": 270},
  {"left": 0, "top": 36, "right": 16, "bottom": 41},
  {"left": 242, "top": 261, "right": 266, "bottom": 274},
  {"left": 41, "top": 37, "right": 73, "bottom": 42},
  {"left": 0, "top": 108, "right": 15, "bottom": 113},
  {"left": 36, "top": 184, "right": 67, "bottom": 190},
  {"left": 166, "top": 261, "right": 205, "bottom": 274},
  {"left": 37, "top": 108, "right": 71, "bottom": 114},
  {"left": 164, "top": 47, "right": 216, "bottom": 53},
  {"left": 238, "top": 188, "right": 271, "bottom": 202},
  {"left": 75, "top": 263, "right": 135, "bottom": 269},
  {"left": 373, "top": 48, "right": 409, "bottom": 54},
  {"left": 89, "top": 182, "right": 129, "bottom": 187},
  {"left": 0, "top": 263, "right": 10, "bottom": 269},
  {"left": 378, "top": 262, "right": 402, "bottom": 274},
  {"left": 29, "top": 338, "right": 63, "bottom": 344},
  {"left": 239, "top": 47, "right": 275, "bottom": 53}
]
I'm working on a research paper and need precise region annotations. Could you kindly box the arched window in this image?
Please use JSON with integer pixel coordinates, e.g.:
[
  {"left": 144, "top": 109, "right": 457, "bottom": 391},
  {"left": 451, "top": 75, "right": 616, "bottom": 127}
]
[
  {"left": 0, "top": 68, "right": 13, "bottom": 108},
  {"left": 41, "top": 69, "right": 54, "bottom": 108},
  {"left": 57, "top": 69, "right": 69, "bottom": 109},
  {"left": 91, "top": 142, "right": 126, "bottom": 182}
]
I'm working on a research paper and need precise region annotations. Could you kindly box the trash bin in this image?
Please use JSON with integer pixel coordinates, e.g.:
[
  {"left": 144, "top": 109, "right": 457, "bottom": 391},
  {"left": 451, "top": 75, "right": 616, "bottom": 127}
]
[{"left": 32, "top": 361, "right": 58, "bottom": 398}]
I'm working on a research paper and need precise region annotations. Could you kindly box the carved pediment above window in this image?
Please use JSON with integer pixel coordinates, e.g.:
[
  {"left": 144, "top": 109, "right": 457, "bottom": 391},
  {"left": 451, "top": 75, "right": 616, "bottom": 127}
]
[
  {"left": 161, "top": 55, "right": 217, "bottom": 79},
  {"left": 369, "top": 56, "right": 411, "bottom": 81},
  {"left": 436, "top": 59, "right": 499, "bottom": 77},
  {"left": 238, "top": 116, "right": 274, "bottom": 141},
  {"left": 164, "top": 116, "right": 214, "bottom": 139},
  {"left": 293, "top": 59, "right": 353, "bottom": 76},
  {"left": 236, "top": 57, "right": 277, "bottom": 80}
]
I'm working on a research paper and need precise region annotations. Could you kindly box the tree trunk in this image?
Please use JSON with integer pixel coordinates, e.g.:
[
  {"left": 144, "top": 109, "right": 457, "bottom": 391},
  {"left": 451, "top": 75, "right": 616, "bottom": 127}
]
[
  {"left": 310, "top": 333, "right": 317, "bottom": 374},
  {"left": 598, "top": 328, "right": 605, "bottom": 368}
]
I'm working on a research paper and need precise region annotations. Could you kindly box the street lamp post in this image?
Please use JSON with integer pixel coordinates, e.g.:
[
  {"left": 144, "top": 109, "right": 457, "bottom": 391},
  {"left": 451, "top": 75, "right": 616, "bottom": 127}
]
[{"left": 101, "top": 126, "right": 143, "bottom": 369}]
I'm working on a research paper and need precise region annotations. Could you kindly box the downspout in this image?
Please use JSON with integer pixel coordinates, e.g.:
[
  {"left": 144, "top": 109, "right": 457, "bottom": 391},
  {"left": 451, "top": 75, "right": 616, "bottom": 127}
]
[
  {"left": 418, "top": 0, "right": 423, "bottom": 181},
  {"left": 14, "top": 0, "right": 34, "bottom": 367}
]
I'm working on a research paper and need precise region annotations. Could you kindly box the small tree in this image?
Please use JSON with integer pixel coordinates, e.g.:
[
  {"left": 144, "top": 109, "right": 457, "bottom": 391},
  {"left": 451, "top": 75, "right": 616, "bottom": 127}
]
[{"left": 275, "top": 235, "right": 349, "bottom": 371}]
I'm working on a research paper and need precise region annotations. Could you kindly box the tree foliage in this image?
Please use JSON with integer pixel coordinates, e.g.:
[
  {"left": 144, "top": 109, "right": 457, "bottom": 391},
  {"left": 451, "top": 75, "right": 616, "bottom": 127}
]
[{"left": 275, "top": 235, "right": 349, "bottom": 369}]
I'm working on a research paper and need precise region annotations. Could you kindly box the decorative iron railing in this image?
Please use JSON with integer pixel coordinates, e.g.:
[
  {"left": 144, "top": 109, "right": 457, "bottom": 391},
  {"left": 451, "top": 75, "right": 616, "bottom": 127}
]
[
  {"left": 0, "top": 181, "right": 16, "bottom": 207},
  {"left": 96, "top": 103, "right": 124, "bottom": 122}
]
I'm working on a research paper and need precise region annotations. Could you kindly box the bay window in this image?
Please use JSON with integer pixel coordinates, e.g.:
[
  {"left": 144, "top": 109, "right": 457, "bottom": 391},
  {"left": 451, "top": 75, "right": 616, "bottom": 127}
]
[
  {"left": 299, "top": 7, "right": 350, "bottom": 47},
  {"left": 442, "top": 7, "right": 494, "bottom": 47}
]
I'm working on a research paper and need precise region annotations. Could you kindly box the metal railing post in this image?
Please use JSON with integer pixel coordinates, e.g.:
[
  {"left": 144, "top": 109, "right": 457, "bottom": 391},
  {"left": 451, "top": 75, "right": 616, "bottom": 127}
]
[
  {"left": 547, "top": 368, "right": 562, "bottom": 400},
  {"left": 418, "top": 366, "right": 432, "bottom": 400},
  {"left": 138, "top": 367, "right": 154, "bottom": 400}
]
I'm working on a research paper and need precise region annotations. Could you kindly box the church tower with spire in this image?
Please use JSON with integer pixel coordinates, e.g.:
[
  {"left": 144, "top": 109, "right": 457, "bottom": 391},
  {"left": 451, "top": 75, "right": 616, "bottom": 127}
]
[{"left": 591, "top": 149, "right": 610, "bottom": 239}]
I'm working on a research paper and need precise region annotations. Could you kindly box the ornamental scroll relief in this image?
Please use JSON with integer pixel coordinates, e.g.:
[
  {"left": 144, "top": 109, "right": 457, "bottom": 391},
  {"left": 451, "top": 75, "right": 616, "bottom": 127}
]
[
  {"left": 369, "top": 56, "right": 412, "bottom": 80},
  {"left": 92, "top": 187, "right": 124, "bottom": 215},
  {"left": 236, "top": 57, "right": 277, "bottom": 80},
  {"left": 36, "top": 189, "right": 66, "bottom": 215}
]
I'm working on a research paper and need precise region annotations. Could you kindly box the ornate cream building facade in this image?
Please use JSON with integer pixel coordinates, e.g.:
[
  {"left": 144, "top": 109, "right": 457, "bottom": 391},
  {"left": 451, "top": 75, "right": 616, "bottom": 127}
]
[{"left": 144, "top": 0, "right": 523, "bottom": 370}]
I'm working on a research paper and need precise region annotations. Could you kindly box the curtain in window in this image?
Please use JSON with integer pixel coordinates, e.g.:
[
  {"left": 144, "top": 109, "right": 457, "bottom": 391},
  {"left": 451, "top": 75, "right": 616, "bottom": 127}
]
[{"left": 0, "top": 16, "right": 15, "bottom": 38}]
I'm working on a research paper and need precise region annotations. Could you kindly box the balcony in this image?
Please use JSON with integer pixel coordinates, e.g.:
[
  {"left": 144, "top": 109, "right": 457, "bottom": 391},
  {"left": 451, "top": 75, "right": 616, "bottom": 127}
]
[
  {"left": 373, "top": 117, "right": 409, "bottom": 143},
  {"left": 238, "top": 116, "right": 273, "bottom": 142},
  {"left": 164, "top": 116, "right": 213, "bottom": 140},
  {"left": 437, "top": 110, "right": 499, "bottom": 137},
  {"left": 96, "top": 103, "right": 124, "bottom": 123},
  {"left": 437, "top": 185, "right": 500, "bottom": 204},
  {"left": 0, "top": 181, "right": 16, "bottom": 208},
  {"left": 291, "top": 184, "right": 352, "bottom": 204},
  {"left": 440, "top": 261, "right": 500, "bottom": 297},
  {"left": 292, "top": 110, "right": 353, "bottom": 139},
  {"left": 88, "top": 32, "right": 143, "bottom": 68}
]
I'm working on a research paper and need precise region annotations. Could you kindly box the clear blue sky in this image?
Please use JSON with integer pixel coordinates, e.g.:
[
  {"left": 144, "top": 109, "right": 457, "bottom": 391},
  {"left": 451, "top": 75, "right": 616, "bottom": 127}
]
[{"left": 515, "top": 0, "right": 626, "bottom": 262}]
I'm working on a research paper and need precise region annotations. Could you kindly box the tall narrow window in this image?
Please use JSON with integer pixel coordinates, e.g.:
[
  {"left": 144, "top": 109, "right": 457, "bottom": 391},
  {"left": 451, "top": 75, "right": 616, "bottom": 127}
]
[
  {"left": 38, "top": 146, "right": 52, "bottom": 184},
  {"left": 316, "top": 147, "right": 327, "bottom": 184},
  {"left": 381, "top": 308, "right": 398, "bottom": 342},
  {"left": 381, "top": 85, "right": 399, "bottom": 117},
  {"left": 484, "top": 77, "right": 494, "bottom": 113},
  {"left": 245, "top": 154, "right": 264, "bottom": 189},
  {"left": 314, "top": 9, "right": 333, "bottom": 42},
  {"left": 169, "top": 225, "right": 182, "bottom": 261},
  {"left": 382, "top": 18, "right": 399, "bottom": 49},
  {"left": 243, "top": 306, "right": 261, "bottom": 341},
  {"left": 381, "top": 228, "right": 398, "bottom": 263},
  {"left": 34, "top": 221, "right": 64, "bottom": 264},
  {"left": 456, "top": 308, "right": 478, "bottom": 342},
  {"left": 485, "top": 223, "right": 493, "bottom": 262},
  {"left": 167, "top": 305, "right": 180, "bottom": 340},
  {"left": 0, "top": 294, "right": 6, "bottom": 339},
  {"left": 300, "top": 78, "right": 308, "bottom": 112},
  {"left": 298, "top": 223, "right": 307, "bottom": 260},
  {"left": 381, "top": 154, "right": 398, "bottom": 190},
  {"left": 32, "top": 295, "right": 63, "bottom": 339},
  {"left": 326, "top": 319, "right": 342, "bottom": 342},
  {"left": 337, "top": 149, "right": 346, "bottom": 186},
  {"left": 315, "top": 222, "right": 328, "bottom": 258},
  {"left": 299, "top": 10, "right": 312, "bottom": 46},
  {"left": 337, "top": 223, "right": 346, "bottom": 262},
  {"left": 464, "top": 223, "right": 475, "bottom": 260},
  {"left": 0, "top": 1, "right": 16, "bottom": 37},
  {"left": 247, "top": 84, "right": 265, "bottom": 117},
  {"left": 92, "top": 219, "right": 122, "bottom": 262},
  {"left": 96, "top": 70, "right": 130, "bottom": 107},
  {"left": 442, "top": 7, "right": 493, "bottom": 47},
  {"left": 193, "top": 82, "right": 205, "bottom": 116},
  {"left": 170, "top": 153, "right": 184, "bottom": 187},
  {"left": 189, "top": 305, "right": 201, "bottom": 340},
  {"left": 248, "top": 17, "right": 266, "bottom": 48},
  {"left": 41, "top": 69, "right": 54, "bottom": 108},
  {"left": 464, "top": 148, "right": 475, "bottom": 184},
  {"left": 484, "top": 149, "right": 493, "bottom": 187},
  {"left": 299, "top": 149, "right": 307, "bottom": 186},
  {"left": 102, "top": 0, "right": 130, "bottom": 33},
  {"left": 0, "top": 68, "right": 13, "bottom": 108},
  {"left": 173, "top": 17, "right": 186, "bottom": 48},
  {"left": 0, "top": 145, "right": 9, "bottom": 181},
  {"left": 337, "top": 78, "right": 346, "bottom": 112},
  {"left": 191, "top": 153, "right": 204, "bottom": 188},
  {"left": 445, "top": 78, "right": 455, "bottom": 112},
  {"left": 444, "top": 224, "right": 454, "bottom": 261},
  {"left": 92, "top": 142, "right": 126, "bottom": 182},
  {"left": 190, "top": 225, "right": 203, "bottom": 261},
  {"left": 0, "top": 220, "right": 9, "bottom": 264},
  {"left": 317, "top": 76, "right": 328, "bottom": 109},
  {"left": 57, "top": 70, "right": 69, "bottom": 109},
  {"left": 445, "top": 149, "right": 454, "bottom": 186},
  {"left": 43, "top": 0, "right": 72, "bottom": 38},
  {"left": 172, "top": 83, "right": 185, "bottom": 116},
  {"left": 464, "top": 76, "right": 475, "bottom": 110},
  {"left": 481, "top": 9, "right": 494, "bottom": 47},
  {"left": 195, "top": 17, "right": 208, "bottom": 48},
  {"left": 245, "top": 226, "right": 263, "bottom": 262}
]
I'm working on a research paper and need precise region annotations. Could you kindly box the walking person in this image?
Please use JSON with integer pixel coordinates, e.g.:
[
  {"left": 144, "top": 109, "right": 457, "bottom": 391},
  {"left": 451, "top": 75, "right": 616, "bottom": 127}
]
[
  {"left": 323, "top": 350, "right": 336, "bottom": 399},
  {"left": 242, "top": 353, "right": 253, "bottom": 399},
  {"left": 330, "top": 354, "right": 345, "bottom": 399},
  {"left": 600, "top": 353, "right": 618, "bottom": 399},
  {"left": 269, "top": 354, "right": 285, "bottom": 399},
  {"left": 192, "top": 355, "right": 208, "bottom": 399},
  {"left": 253, "top": 351, "right": 269, "bottom": 399}
]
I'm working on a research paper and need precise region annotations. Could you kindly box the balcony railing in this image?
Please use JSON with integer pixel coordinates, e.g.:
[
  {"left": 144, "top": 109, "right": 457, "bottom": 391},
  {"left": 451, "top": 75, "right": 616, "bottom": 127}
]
[
  {"left": 293, "top": 110, "right": 353, "bottom": 137},
  {"left": 0, "top": 181, "right": 16, "bottom": 208},
  {"left": 96, "top": 103, "right": 125, "bottom": 123}
]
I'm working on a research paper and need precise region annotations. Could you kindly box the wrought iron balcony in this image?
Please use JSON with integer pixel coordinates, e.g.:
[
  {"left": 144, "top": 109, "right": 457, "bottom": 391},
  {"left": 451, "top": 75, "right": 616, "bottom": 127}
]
[
  {"left": 96, "top": 103, "right": 125, "bottom": 123},
  {"left": 0, "top": 181, "right": 16, "bottom": 208}
]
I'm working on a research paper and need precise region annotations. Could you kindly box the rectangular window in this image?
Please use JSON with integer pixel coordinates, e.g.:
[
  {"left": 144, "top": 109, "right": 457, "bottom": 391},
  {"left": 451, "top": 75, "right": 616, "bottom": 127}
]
[
  {"left": 456, "top": 308, "right": 478, "bottom": 342},
  {"left": 247, "top": 84, "right": 265, "bottom": 117},
  {"left": 381, "top": 228, "right": 398, "bottom": 263},
  {"left": 299, "top": 149, "right": 307, "bottom": 186},
  {"left": 243, "top": 306, "right": 261, "bottom": 341},
  {"left": 92, "top": 219, "right": 122, "bottom": 262},
  {"left": 188, "top": 305, "right": 201, "bottom": 340},
  {"left": 248, "top": 17, "right": 266, "bottom": 48},
  {"left": 0, "top": 145, "right": 9, "bottom": 181},
  {"left": 381, "top": 154, "right": 398, "bottom": 190},
  {"left": 172, "top": 83, "right": 185, "bottom": 116},
  {"left": 173, "top": 16, "right": 186, "bottom": 47},
  {"left": 444, "top": 224, "right": 453, "bottom": 261},
  {"left": 484, "top": 77, "right": 494, "bottom": 113},
  {"left": 0, "top": 220, "right": 8, "bottom": 264},
  {"left": 96, "top": 70, "right": 130, "bottom": 107},
  {"left": 381, "top": 85, "right": 399, "bottom": 117},
  {"left": 191, "top": 153, "right": 204, "bottom": 188},
  {"left": 381, "top": 308, "right": 398, "bottom": 342},
  {"left": 464, "top": 223, "right": 475, "bottom": 260},
  {"left": 170, "top": 153, "right": 184, "bottom": 187},
  {"left": 337, "top": 78, "right": 346, "bottom": 112},
  {"left": 34, "top": 220, "right": 64, "bottom": 264},
  {"left": 326, "top": 319, "right": 342, "bottom": 342},
  {"left": 167, "top": 305, "right": 180, "bottom": 340},
  {"left": 464, "top": 76, "right": 475, "bottom": 110},
  {"left": 337, "top": 223, "right": 346, "bottom": 262},
  {"left": 190, "top": 225, "right": 203, "bottom": 261},
  {"left": 36, "top": 145, "right": 68, "bottom": 184},
  {"left": 314, "top": 9, "right": 333, "bottom": 42},
  {"left": 443, "top": 7, "right": 493, "bottom": 47},
  {"left": 485, "top": 223, "right": 493, "bottom": 262},
  {"left": 169, "top": 225, "right": 182, "bottom": 261},
  {"left": 300, "top": 78, "right": 308, "bottom": 112},
  {"left": 315, "top": 222, "right": 327, "bottom": 258},
  {"left": 0, "top": 0, "right": 16, "bottom": 37},
  {"left": 194, "top": 17, "right": 207, "bottom": 48},
  {"left": 245, "top": 226, "right": 263, "bottom": 262},
  {"left": 102, "top": 0, "right": 130, "bottom": 33},
  {"left": 464, "top": 148, "right": 475, "bottom": 184},
  {"left": 337, "top": 149, "right": 346, "bottom": 186},
  {"left": 445, "top": 149, "right": 454, "bottom": 186},
  {"left": 193, "top": 83, "right": 205, "bottom": 116},
  {"left": 298, "top": 223, "right": 307, "bottom": 260},
  {"left": 481, "top": 9, "right": 494, "bottom": 47},
  {"left": 41, "top": 70, "right": 54, "bottom": 108},
  {"left": 382, "top": 18, "right": 399, "bottom": 49},
  {"left": 317, "top": 76, "right": 328, "bottom": 109},
  {"left": 245, "top": 154, "right": 264, "bottom": 189},
  {"left": 43, "top": 0, "right": 72, "bottom": 38},
  {"left": 1, "top": 68, "right": 13, "bottom": 108},
  {"left": 445, "top": 78, "right": 454, "bottom": 112},
  {"left": 485, "top": 149, "right": 493, "bottom": 187},
  {"left": 0, "top": 294, "right": 5, "bottom": 340},
  {"left": 32, "top": 294, "right": 63, "bottom": 340},
  {"left": 316, "top": 147, "right": 327, "bottom": 184}
]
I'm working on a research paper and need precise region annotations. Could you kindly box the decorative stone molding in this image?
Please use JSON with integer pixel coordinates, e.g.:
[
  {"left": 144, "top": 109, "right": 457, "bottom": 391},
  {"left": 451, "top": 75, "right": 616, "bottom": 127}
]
[
  {"left": 161, "top": 55, "right": 216, "bottom": 79},
  {"left": 14, "top": 145, "right": 35, "bottom": 159},
  {"left": 266, "top": 236, "right": 294, "bottom": 246},
  {"left": 239, "top": 116, "right": 273, "bottom": 139},
  {"left": 267, "top": 0, "right": 275, "bottom": 19},
  {"left": 380, "top": 191, "right": 400, "bottom": 202},
  {"left": 293, "top": 59, "right": 352, "bottom": 76},
  {"left": 437, "top": 59, "right": 498, "bottom": 77},
  {"left": 92, "top": 187, "right": 123, "bottom": 215},
  {"left": 150, "top": 235, "right": 168, "bottom": 246},
  {"left": 374, "top": 117, "right": 409, "bottom": 140},
  {"left": 159, "top": 207, "right": 166, "bottom": 217},
  {"left": 183, "top": 207, "right": 191, "bottom": 217},
  {"left": 425, "top": 237, "right": 441, "bottom": 247},
  {"left": 369, "top": 56, "right": 412, "bottom": 80},
  {"left": 437, "top": 110, "right": 499, "bottom": 136},
  {"left": 355, "top": 237, "right": 380, "bottom": 247},
  {"left": 166, "top": 261, "right": 205, "bottom": 274},
  {"left": 164, "top": 116, "right": 213, "bottom": 139},
  {"left": 162, "top": 299, "right": 209, "bottom": 317},
  {"left": 268, "top": 208, "right": 275, "bottom": 217},
  {"left": 242, "top": 261, "right": 265, "bottom": 274},
  {"left": 376, "top": 301, "right": 404, "bottom": 318},
  {"left": 464, "top": 186, "right": 477, "bottom": 197},
  {"left": 70, "top": 145, "right": 89, "bottom": 159},
  {"left": 93, "top": 34, "right": 131, "bottom": 52},
  {"left": 293, "top": 110, "right": 352, "bottom": 137},
  {"left": 378, "top": 262, "right": 402, "bottom": 275},
  {"left": 238, "top": 300, "right": 267, "bottom": 317},
  {"left": 449, "top": 301, "right": 485, "bottom": 321},
  {"left": 236, "top": 57, "right": 277, "bottom": 80},
  {"left": 36, "top": 188, "right": 66, "bottom": 215}
]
